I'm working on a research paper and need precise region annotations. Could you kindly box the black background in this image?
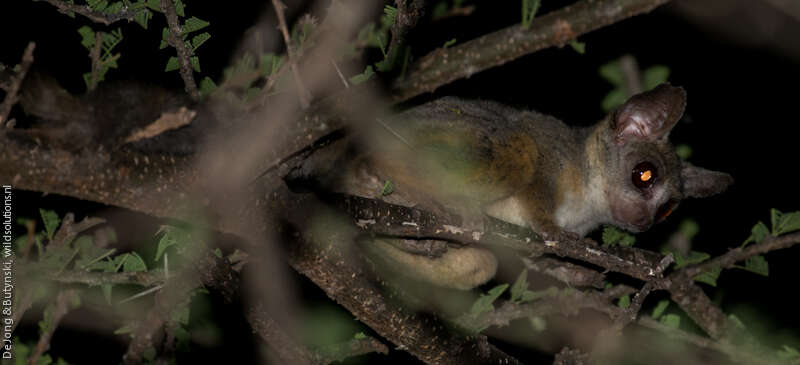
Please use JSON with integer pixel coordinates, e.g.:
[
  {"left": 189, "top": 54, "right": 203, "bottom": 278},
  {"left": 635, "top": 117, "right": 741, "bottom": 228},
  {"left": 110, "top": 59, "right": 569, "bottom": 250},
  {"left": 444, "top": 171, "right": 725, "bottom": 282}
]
[{"left": 3, "top": 0, "right": 800, "bottom": 363}]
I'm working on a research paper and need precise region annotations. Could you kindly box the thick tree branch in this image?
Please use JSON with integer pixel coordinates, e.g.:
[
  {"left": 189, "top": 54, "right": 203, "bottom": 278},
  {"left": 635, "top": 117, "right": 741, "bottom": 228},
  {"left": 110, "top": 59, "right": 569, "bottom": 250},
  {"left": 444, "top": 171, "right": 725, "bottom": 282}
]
[
  {"left": 329, "top": 193, "right": 671, "bottom": 282},
  {"left": 392, "top": 0, "right": 672, "bottom": 101}
]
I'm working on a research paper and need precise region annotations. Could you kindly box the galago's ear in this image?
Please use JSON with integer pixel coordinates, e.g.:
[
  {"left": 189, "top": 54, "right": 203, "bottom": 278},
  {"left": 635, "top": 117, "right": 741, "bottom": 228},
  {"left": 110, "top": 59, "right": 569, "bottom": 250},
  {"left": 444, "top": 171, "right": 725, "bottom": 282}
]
[
  {"left": 612, "top": 83, "right": 686, "bottom": 144},
  {"left": 680, "top": 162, "right": 734, "bottom": 198}
]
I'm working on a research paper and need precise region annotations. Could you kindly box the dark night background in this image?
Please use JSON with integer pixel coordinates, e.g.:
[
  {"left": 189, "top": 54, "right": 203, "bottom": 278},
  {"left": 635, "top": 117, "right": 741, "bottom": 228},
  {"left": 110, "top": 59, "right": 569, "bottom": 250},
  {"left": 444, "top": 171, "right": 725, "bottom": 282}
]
[{"left": 3, "top": 0, "right": 800, "bottom": 363}]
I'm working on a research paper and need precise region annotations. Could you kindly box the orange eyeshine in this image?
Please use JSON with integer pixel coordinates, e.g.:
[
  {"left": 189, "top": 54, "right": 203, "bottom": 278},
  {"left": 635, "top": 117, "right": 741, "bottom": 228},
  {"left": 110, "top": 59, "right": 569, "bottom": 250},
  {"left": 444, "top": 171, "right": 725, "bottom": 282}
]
[{"left": 640, "top": 170, "right": 652, "bottom": 182}]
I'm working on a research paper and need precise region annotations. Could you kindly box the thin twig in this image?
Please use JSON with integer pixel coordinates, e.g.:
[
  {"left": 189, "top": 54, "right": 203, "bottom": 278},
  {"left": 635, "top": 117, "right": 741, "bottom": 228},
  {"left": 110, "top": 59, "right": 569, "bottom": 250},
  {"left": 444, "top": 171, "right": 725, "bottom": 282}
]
[
  {"left": 161, "top": 0, "right": 200, "bottom": 100},
  {"left": 88, "top": 31, "right": 103, "bottom": 92},
  {"left": 392, "top": 0, "right": 672, "bottom": 101},
  {"left": 0, "top": 42, "right": 35, "bottom": 127},
  {"left": 36, "top": 0, "right": 138, "bottom": 25},
  {"left": 271, "top": 0, "right": 311, "bottom": 108},
  {"left": 619, "top": 54, "right": 644, "bottom": 95},
  {"left": 331, "top": 59, "right": 349, "bottom": 89},
  {"left": 29, "top": 290, "right": 80, "bottom": 365}
]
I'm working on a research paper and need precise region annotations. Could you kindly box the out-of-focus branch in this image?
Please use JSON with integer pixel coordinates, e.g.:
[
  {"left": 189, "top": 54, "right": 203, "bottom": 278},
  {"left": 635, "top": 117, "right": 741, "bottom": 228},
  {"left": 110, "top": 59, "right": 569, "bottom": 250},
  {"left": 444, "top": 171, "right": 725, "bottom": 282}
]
[
  {"left": 29, "top": 290, "right": 81, "bottom": 365},
  {"left": 392, "top": 0, "right": 672, "bottom": 101},
  {"left": 0, "top": 42, "right": 35, "bottom": 127},
  {"left": 271, "top": 0, "right": 311, "bottom": 108}
]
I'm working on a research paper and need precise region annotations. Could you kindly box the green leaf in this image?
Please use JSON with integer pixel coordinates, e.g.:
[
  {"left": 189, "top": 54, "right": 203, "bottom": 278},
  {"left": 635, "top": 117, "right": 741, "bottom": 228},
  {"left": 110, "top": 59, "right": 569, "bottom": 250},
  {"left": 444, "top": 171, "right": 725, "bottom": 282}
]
[
  {"left": 599, "top": 60, "right": 623, "bottom": 86},
  {"left": 145, "top": 0, "right": 160, "bottom": 11},
  {"left": 104, "top": 1, "right": 123, "bottom": 14},
  {"left": 771, "top": 209, "right": 800, "bottom": 236},
  {"left": 431, "top": 2, "right": 449, "bottom": 19},
  {"left": 155, "top": 229, "right": 178, "bottom": 261},
  {"left": 175, "top": 326, "right": 191, "bottom": 352},
  {"left": 728, "top": 314, "right": 746, "bottom": 329},
  {"left": 617, "top": 294, "right": 630, "bottom": 309},
  {"left": 521, "top": 0, "right": 541, "bottom": 29},
  {"left": 114, "top": 323, "right": 136, "bottom": 335},
  {"left": 159, "top": 27, "right": 170, "bottom": 49},
  {"left": 643, "top": 65, "right": 670, "bottom": 90},
  {"left": 134, "top": 8, "right": 153, "bottom": 29},
  {"left": 191, "top": 32, "right": 211, "bottom": 50},
  {"left": 693, "top": 265, "right": 721, "bottom": 287},
  {"left": 771, "top": 208, "right": 781, "bottom": 235},
  {"left": 381, "top": 5, "right": 398, "bottom": 28},
  {"left": 349, "top": 65, "right": 374, "bottom": 85},
  {"left": 122, "top": 251, "right": 147, "bottom": 272},
  {"left": 660, "top": 313, "right": 680, "bottom": 329},
  {"left": 569, "top": 40, "right": 585, "bottom": 54},
  {"left": 173, "top": 0, "right": 185, "bottom": 17},
  {"left": 777, "top": 345, "right": 800, "bottom": 360},
  {"left": 87, "top": 0, "right": 109, "bottom": 12},
  {"left": 742, "top": 255, "right": 769, "bottom": 276},
  {"left": 380, "top": 180, "right": 393, "bottom": 197},
  {"left": 601, "top": 88, "right": 625, "bottom": 113},
  {"left": 671, "top": 250, "right": 710, "bottom": 269},
  {"left": 442, "top": 38, "right": 457, "bottom": 49},
  {"left": 213, "top": 248, "right": 223, "bottom": 258},
  {"left": 510, "top": 270, "right": 528, "bottom": 303},
  {"left": 651, "top": 300, "right": 669, "bottom": 319},
  {"left": 675, "top": 144, "right": 692, "bottom": 160},
  {"left": 171, "top": 305, "right": 190, "bottom": 325},
  {"left": 470, "top": 284, "right": 508, "bottom": 315},
  {"left": 679, "top": 219, "right": 700, "bottom": 240},
  {"left": 14, "top": 338, "right": 31, "bottom": 363},
  {"left": 742, "top": 221, "right": 769, "bottom": 247},
  {"left": 519, "top": 287, "right": 557, "bottom": 303},
  {"left": 191, "top": 56, "right": 200, "bottom": 72},
  {"left": 143, "top": 347, "right": 157, "bottom": 361},
  {"left": 199, "top": 76, "right": 217, "bottom": 97},
  {"left": 39, "top": 209, "right": 60, "bottom": 241},
  {"left": 602, "top": 226, "right": 635, "bottom": 247},
  {"left": 183, "top": 16, "right": 210, "bottom": 34},
  {"left": 260, "top": 53, "right": 283, "bottom": 77},
  {"left": 165, "top": 56, "right": 179, "bottom": 72},
  {"left": 354, "top": 332, "right": 367, "bottom": 340},
  {"left": 78, "top": 26, "right": 96, "bottom": 50},
  {"left": 528, "top": 316, "right": 547, "bottom": 332}
]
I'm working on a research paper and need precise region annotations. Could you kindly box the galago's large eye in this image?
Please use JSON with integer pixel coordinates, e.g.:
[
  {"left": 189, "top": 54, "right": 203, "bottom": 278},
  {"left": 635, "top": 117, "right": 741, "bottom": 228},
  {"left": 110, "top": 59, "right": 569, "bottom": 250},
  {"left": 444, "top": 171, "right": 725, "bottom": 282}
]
[{"left": 632, "top": 161, "right": 657, "bottom": 189}]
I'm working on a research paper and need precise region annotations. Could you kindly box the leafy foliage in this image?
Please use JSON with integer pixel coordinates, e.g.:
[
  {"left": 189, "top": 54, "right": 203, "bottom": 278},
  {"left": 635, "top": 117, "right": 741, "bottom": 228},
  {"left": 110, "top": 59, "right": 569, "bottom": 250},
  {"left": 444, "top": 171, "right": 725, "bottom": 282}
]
[
  {"left": 771, "top": 209, "right": 800, "bottom": 236},
  {"left": 349, "top": 65, "right": 375, "bottom": 85},
  {"left": 380, "top": 180, "right": 393, "bottom": 197},
  {"left": 743, "top": 221, "right": 769, "bottom": 247},
  {"left": 510, "top": 270, "right": 543, "bottom": 304},
  {"left": 39, "top": 209, "right": 60, "bottom": 241},
  {"left": 651, "top": 300, "right": 669, "bottom": 319},
  {"left": 617, "top": 294, "right": 630, "bottom": 309},
  {"left": 569, "top": 39, "right": 585, "bottom": 54},
  {"left": 470, "top": 284, "right": 508, "bottom": 316},
  {"left": 77, "top": 26, "right": 123, "bottom": 90},
  {"left": 737, "top": 255, "right": 769, "bottom": 277},
  {"left": 602, "top": 226, "right": 636, "bottom": 247},
  {"left": 693, "top": 265, "right": 721, "bottom": 287}
]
